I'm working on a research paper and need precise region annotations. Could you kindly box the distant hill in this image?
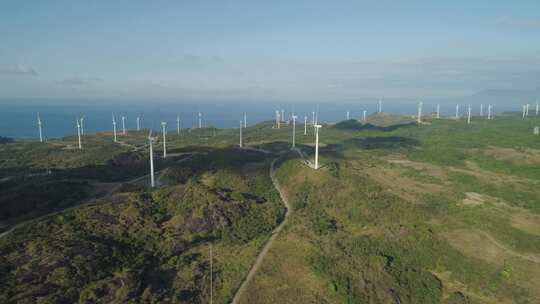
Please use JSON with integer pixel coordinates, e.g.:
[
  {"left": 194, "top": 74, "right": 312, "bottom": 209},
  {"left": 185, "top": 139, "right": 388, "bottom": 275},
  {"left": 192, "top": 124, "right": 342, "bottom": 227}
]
[
  {"left": 333, "top": 113, "right": 417, "bottom": 132},
  {"left": 0, "top": 136, "right": 13, "bottom": 144},
  {"left": 365, "top": 112, "right": 416, "bottom": 127}
]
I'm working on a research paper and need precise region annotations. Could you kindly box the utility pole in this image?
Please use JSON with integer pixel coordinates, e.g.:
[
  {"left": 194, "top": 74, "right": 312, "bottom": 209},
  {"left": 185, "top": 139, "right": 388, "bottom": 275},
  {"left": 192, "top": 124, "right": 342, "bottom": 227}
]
[{"left": 210, "top": 243, "right": 213, "bottom": 304}]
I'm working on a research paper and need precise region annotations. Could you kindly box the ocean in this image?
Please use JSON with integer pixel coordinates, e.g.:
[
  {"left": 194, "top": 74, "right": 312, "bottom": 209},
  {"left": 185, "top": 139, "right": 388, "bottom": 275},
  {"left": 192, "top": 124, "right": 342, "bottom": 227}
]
[{"left": 0, "top": 98, "right": 516, "bottom": 139}]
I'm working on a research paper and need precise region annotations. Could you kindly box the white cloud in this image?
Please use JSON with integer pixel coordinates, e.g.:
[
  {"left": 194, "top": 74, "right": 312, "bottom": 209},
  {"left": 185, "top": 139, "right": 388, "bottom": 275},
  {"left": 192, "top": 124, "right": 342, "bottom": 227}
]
[
  {"left": 0, "top": 65, "right": 38, "bottom": 76},
  {"left": 56, "top": 76, "right": 104, "bottom": 86}
]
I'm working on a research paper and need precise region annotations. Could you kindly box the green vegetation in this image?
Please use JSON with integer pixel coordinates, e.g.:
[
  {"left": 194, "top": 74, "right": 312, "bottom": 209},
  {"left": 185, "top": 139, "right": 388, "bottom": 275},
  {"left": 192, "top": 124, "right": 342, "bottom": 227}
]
[{"left": 1, "top": 112, "right": 540, "bottom": 303}]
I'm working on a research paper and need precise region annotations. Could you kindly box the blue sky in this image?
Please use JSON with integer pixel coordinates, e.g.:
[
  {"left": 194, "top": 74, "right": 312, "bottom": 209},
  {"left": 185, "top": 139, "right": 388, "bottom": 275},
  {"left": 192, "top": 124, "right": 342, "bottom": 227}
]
[{"left": 1, "top": 0, "right": 539, "bottom": 101}]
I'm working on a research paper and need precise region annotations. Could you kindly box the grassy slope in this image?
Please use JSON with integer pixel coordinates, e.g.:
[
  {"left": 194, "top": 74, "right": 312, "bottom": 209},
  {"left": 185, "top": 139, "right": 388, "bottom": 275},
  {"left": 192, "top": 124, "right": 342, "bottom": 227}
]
[
  {"left": 237, "top": 113, "right": 540, "bottom": 304},
  {"left": 1, "top": 113, "right": 540, "bottom": 303}
]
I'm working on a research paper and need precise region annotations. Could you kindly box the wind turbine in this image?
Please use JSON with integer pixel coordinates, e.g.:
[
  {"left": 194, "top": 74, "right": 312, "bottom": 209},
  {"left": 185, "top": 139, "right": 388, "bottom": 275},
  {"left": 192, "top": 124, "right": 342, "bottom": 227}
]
[
  {"left": 417, "top": 101, "right": 423, "bottom": 124},
  {"left": 37, "top": 113, "right": 43, "bottom": 142},
  {"left": 136, "top": 116, "right": 141, "bottom": 131},
  {"left": 455, "top": 104, "right": 459, "bottom": 119},
  {"left": 522, "top": 105, "right": 526, "bottom": 119},
  {"left": 467, "top": 105, "right": 472, "bottom": 124},
  {"left": 198, "top": 112, "right": 202, "bottom": 129},
  {"left": 436, "top": 104, "right": 440, "bottom": 119},
  {"left": 121, "top": 116, "right": 126, "bottom": 135},
  {"left": 281, "top": 109, "right": 285, "bottom": 123},
  {"left": 312, "top": 111, "right": 315, "bottom": 125},
  {"left": 239, "top": 119, "right": 243, "bottom": 148},
  {"left": 314, "top": 124, "right": 322, "bottom": 169},
  {"left": 304, "top": 116, "right": 307, "bottom": 135},
  {"left": 177, "top": 115, "right": 181, "bottom": 135},
  {"left": 526, "top": 104, "right": 530, "bottom": 117},
  {"left": 536, "top": 100, "right": 539, "bottom": 116},
  {"left": 244, "top": 112, "right": 247, "bottom": 128},
  {"left": 291, "top": 115, "right": 297, "bottom": 148},
  {"left": 112, "top": 114, "right": 117, "bottom": 142},
  {"left": 346, "top": 111, "right": 350, "bottom": 120},
  {"left": 363, "top": 110, "right": 367, "bottom": 123},
  {"left": 487, "top": 104, "right": 492, "bottom": 120},
  {"left": 161, "top": 122, "right": 167, "bottom": 158},
  {"left": 148, "top": 129, "right": 156, "bottom": 188},
  {"left": 378, "top": 99, "right": 382, "bottom": 113},
  {"left": 80, "top": 116, "right": 84, "bottom": 135},
  {"left": 76, "top": 118, "right": 82, "bottom": 150},
  {"left": 480, "top": 104, "right": 484, "bottom": 116},
  {"left": 276, "top": 110, "right": 281, "bottom": 129}
]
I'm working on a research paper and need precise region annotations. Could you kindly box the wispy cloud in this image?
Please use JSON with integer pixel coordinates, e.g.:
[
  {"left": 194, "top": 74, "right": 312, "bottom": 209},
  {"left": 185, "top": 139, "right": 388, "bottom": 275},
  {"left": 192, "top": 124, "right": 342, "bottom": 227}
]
[
  {"left": 497, "top": 17, "right": 540, "bottom": 29},
  {"left": 0, "top": 65, "right": 39, "bottom": 76},
  {"left": 56, "top": 76, "right": 104, "bottom": 86}
]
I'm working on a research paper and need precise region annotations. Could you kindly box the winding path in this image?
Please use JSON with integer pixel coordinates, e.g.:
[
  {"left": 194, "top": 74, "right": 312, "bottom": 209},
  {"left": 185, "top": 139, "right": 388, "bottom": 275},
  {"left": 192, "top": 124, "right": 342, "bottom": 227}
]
[{"left": 230, "top": 158, "right": 291, "bottom": 304}]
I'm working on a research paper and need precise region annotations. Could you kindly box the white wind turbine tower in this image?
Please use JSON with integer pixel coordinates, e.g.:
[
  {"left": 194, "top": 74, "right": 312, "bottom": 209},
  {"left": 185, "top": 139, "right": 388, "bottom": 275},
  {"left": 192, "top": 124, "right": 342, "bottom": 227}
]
[
  {"left": 121, "top": 116, "right": 126, "bottom": 135},
  {"left": 136, "top": 116, "right": 141, "bottom": 131},
  {"left": 314, "top": 124, "right": 322, "bottom": 169},
  {"left": 378, "top": 99, "right": 382, "bottom": 113},
  {"left": 487, "top": 104, "right": 492, "bottom": 120},
  {"left": 177, "top": 115, "right": 181, "bottom": 135},
  {"left": 281, "top": 109, "right": 285, "bottom": 123},
  {"left": 76, "top": 118, "right": 82, "bottom": 150},
  {"left": 304, "top": 116, "right": 307, "bottom": 135},
  {"left": 436, "top": 104, "right": 440, "bottom": 119},
  {"left": 363, "top": 110, "right": 367, "bottom": 122},
  {"left": 522, "top": 105, "right": 526, "bottom": 119},
  {"left": 291, "top": 115, "right": 297, "bottom": 148},
  {"left": 346, "top": 111, "right": 350, "bottom": 120},
  {"left": 277, "top": 110, "right": 281, "bottom": 129},
  {"left": 526, "top": 104, "right": 530, "bottom": 116},
  {"left": 467, "top": 105, "right": 472, "bottom": 124},
  {"left": 37, "top": 113, "right": 43, "bottom": 142},
  {"left": 244, "top": 112, "right": 247, "bottom": 128},
  {"left": 80, "top": 116, "right": 84, "bottom": 135},
  {"left": 536, "top": 100, "right": 539, "bottom": 116},
  {"left": 112, "top": 114, "right": 118, "bottom": 142},
  {"left": 312, "top": 111, "right": 315, "bottom": 125},
  {"left": 239, "top": 119, "right": 243, "bottom": 148},
  {"left": 417, "top": 101, "right": 423, "bottom": 123},
  {"left": 148, "top": 130, "right": 156, "bottom": 188},
  {"left": 161, "top": 122, "right": 167, "bottom": 158},
  {"left": 198, "top": 112, "right": 202, "bottom": 129},
  {"left": 455, "top": 104, "right": 459, "bottom": 119},
  {"left": 480, "top": 104, "right": 484, "bottom": 116}
]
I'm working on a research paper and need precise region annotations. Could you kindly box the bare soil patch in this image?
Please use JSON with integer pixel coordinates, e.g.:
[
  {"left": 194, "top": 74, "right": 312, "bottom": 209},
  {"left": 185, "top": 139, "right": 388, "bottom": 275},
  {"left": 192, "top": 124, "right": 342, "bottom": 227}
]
[{"left": 387, "top": 158, "right": 448, "bottom": 180}]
